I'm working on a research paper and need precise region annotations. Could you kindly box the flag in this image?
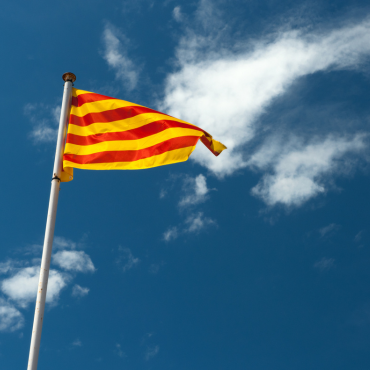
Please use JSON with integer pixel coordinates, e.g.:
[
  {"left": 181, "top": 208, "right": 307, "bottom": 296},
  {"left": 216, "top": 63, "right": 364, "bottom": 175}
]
[{"left": 61, "top": 88, "right": 226, "bottom": 181}]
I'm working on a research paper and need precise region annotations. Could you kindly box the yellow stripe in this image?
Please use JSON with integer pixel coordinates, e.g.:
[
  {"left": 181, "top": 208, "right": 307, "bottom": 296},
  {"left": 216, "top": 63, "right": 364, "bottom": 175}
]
[
  {"left": 72, "top": 88, "right": 94, "bottom": 97},
  {"left": 71, "top": 99, "right": 141, "bottom": 117},
  {"left": 68, "top": 113, "right": 193, "bottom": 136},
  {"left": 65, "top": 128, "right": 202, "bottom": 156},
  {"left": 63, "top": 146, "right": 197, "bottom": 171}
]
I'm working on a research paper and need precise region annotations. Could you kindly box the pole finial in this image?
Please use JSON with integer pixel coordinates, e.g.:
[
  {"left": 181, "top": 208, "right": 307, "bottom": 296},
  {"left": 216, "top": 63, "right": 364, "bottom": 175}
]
[{"left": 62, "top": 72, "right": 76, "bottom": 83}]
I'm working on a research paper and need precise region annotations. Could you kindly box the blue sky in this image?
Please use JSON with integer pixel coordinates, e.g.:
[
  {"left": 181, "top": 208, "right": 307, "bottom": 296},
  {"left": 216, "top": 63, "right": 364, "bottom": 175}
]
[{"left": 1, "top": 0, "right": 370, "bottom": 369}]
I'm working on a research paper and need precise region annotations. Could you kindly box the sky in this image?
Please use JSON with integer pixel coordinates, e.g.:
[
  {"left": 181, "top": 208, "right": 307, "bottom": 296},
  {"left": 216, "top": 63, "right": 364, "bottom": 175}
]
[{"left": 1, "top": 0, "right": 370, "bottom": 369}]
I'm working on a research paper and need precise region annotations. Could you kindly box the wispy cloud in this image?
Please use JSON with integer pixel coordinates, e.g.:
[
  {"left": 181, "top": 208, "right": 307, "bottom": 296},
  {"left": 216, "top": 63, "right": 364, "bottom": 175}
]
[
  {"left": 1, "top": 267, "right": 68, "bottom": 308},
  {"left": 179, "top": 174, "right": 210, "bottom": 207},
  {"left": 162, "top": 13, "right": 370, "bottom": 176},
  {"left": 0, "top": 235, "right": 95, "bottom": 331},
  {"left": 160, "top": 3, "right": 370, "bottom": 208},
  {"left": 163, "top": 212, "right": 216, "bottom": 242},
  {"left": 71, "top": 284, "right": 90, "bottom": 298},
  {"left": 115, "top": 343, "right": 126, "bottom": 358},
  {"left": 314, "top": 257, "right": 335, "bottom": 271},
  {"left": 53, "top": 251, "right": 95, "bottom": 273},
  {"left": 163, "top": 226, "right": 179, "bottom": 242},
  {"left": 0, "top": 298, "right": 24, "bottom": 332},
  {"left": 24, "top": 103, "right": 60, "bottom": 144},
  {"left": 173, "top": 6, "right": 183, "bottom": 22},
  {"left": 116, "top": 247, "right": 140, "bottom": 272},
  {"left": 102, "top": 22, "right": 140, "bottom": 91},
  {"left": 72, "top": 338, "right": 82, "bottom": 347},
  {"left": 249, "top": 135, "right": 366, "bottom": 207},
  {"left": 185, "top": 212, "right": 216, "bottom": 233},
  {"left": 145, "top": 344, "right": 159, "bottom": 361},
  {"left": 319, "top": 223, "right": 341, "bottom": 237}
]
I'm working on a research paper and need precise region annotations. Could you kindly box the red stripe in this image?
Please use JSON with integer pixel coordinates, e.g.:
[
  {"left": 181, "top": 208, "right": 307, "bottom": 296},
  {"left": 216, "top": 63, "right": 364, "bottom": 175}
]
[
  {"left": 70, "top": 106, "right": 167, "bottom": 127},
  {"left": 72, "top": 93, "right": 116, "bottom": 107},
  {"left": 63, "top": 136, "right": 200, "bottom": 164},
  {"left": 66, "top": 120, "right": 204, "bottom": 146},
  {"left": 201, "top": 136, "right": 221, "bottom": 156}
]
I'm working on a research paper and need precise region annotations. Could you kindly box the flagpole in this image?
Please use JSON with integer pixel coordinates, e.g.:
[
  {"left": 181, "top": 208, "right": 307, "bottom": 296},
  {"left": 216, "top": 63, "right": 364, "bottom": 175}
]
[{"left": 27, "top": 72, "right": 76, "bottom": 370}]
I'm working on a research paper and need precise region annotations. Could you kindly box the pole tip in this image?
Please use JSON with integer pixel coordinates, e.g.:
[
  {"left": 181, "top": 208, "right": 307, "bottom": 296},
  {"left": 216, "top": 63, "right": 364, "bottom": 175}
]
[{"left": 62, "top": 72, "right": 77, "bottom": 83}]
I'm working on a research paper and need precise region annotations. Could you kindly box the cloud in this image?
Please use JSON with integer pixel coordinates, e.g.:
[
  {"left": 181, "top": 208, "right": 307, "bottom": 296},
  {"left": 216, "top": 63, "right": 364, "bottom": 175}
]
[
  {"left": 53, "top": 236, "right": 78, "bottom": 250},
  {"left": 71, "top": 284, "right": 90, "bottom": 298},
  {"left": 179, "top": 174, "right": 210, "bottom": 207},
  {"left": 102, "top": 23, "right": 140, "bottom": 91},
  {"left": 173, "top": 6, "right": 183, "bottom": 22},
  {"left": 0, "top": 298, "right": 24, "bottom": 332},
  {"left": 249, "top": 135, "right": 366, "bottom": 207},
  {"left": 116, "top": 247, "right": 140, "bottom": 272},
  {"left": 149, "top": 262, "right": 164, "bottom": 274},
  {"left": 145, "top": 345, "right": 159, "bottom": 361},
  {"left": 24, "top": 103, "right": 60, "bottom": 144},
  {"left": 0, "top": 236, "right": 95, "bottom": 333},
  {"left": 161, "top": 9, "right": 370, "bottom": 186},
  {"left": 163, "top": 226, "right": 179, "bottom": 242},
  {"left": 52, "top": 251, "right": 95, "bottom": 273},
  {"left": 1, "top": 267, "right": 68, "bottom": 308},
  {"left": 313, "top": 257, "right": 335, "bottom": 271},
  {"left": 319, "top": 223, "right": 341, "bottom": 237},
  {"left": 115, "top": 343, "right": 126, "bottom": 358},
  {"left": 72, "top": 338, "right": 82, "bottom": 347},
  {"left": 185, "top": 212, "right": 216, "bottom": 233},
  {"left": 163, "top": 212, "right": 216, "bottom": 242},
  {"left": 0, "top": 260, "right": 19, "bottom": 275}
]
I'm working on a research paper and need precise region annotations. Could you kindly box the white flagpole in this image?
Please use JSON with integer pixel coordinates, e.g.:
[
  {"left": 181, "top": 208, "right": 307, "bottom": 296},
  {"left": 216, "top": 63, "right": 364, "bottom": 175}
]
[{"left": 27, "top": 72, "right": 76, "bottom": 370}]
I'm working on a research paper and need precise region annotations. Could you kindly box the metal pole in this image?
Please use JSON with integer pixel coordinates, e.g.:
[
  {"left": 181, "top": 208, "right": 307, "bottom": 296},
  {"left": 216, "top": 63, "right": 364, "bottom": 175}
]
[{"left": 27, "top": 72, "right": 76, "bottom": 370}]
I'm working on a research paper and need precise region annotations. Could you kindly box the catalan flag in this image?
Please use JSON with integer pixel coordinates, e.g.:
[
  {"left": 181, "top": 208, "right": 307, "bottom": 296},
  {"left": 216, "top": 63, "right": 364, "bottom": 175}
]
[{"left": 61, "top": 88, "right": 226, "bottom": 181}]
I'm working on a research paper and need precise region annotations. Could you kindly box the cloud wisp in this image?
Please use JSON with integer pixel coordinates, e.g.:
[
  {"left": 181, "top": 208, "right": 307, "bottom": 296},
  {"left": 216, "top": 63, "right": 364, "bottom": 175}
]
[
  {"left": 179, "top": 174, "right": 210, "bottom": 207},
  {"left": 102, "top": 23, "right": 140, "bottom": 91},
  {"left": 116, "top": 247, "right": 140, "bottom": 272},
  {"left": 163, "top": 212, "right": 216, "bottom": 241},
  {"left": 24, "top": 103, "right": 61, "bottom": 144},
  {"left": 162, "top": 15, "right": 370, "bottom": 175},
  {"left": 0, "top": 298, "right": 24, "bottom": 332},
  {"left": 314, "top": 257, "right": 335, "bottom": 271},
  {"left": 160, "top": 3, "right": 370, "bottom": 208},
  {"left": 1, "top": 267, "right": 68, "bottom": 308},
  {"left": 162, "top": 173, "right": 217, "bottom": 241},
  {"left": 53, "top": 250, "right": 95, "bottom": 273},
  {"left": 0, "top": 236, "right": 95, "bottom": 331},
  {"left": 249, "top": 135, "right": 366, "bottom": 207}
]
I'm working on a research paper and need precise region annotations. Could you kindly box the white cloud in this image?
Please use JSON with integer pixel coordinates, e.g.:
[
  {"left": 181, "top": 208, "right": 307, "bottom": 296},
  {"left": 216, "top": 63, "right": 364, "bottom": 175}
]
[
  {"left": 319, "top": 223, "right": 340, "bottom": 237},
  {"left": 53, "top": 236, "right": 78, "bottom": 250},
  {"left": 102, "top": 23, "right": 139, "bottom": 91},
  {"left": 173, "top": 6, "right": 182, "bottom": 22},
  {"left": 1, "top": 267, "right": 68, "bottom": 308},
  {"left": 249, "top": 135, "right": 365, "bottom": 207},
  {"left": 0, "top": 298, "right": 24, "bottom": 332},
  {"left": 179, "top": 174, "right": 210, "bottom": 207},
  {"left": 314, "top": 257, "right": 335, "bottom": 271},
  {"left": 71, "top": 284, "right": 90, "bottom": 298},
  {"left": 185, "top": 212, "right": 215, "bottom": 233},
  {"left": 116, "top": 343, "right": 126, "bottom": 358},
  {"left": 52, "top": 251, "right": 95, "bottom": 273},
  {"left": 117, "top": 247, "right": 140, "bottom": 272},
  {"left": 0, "top": 260, "right": 18, "bottom": 275},
  {"left": 145, "top": 345, "right": 159, "bottom": 361},
  {"left": 163, "top": 226, "right": 179, "bottom": 242},
  {"left": 354, "top": 231, "right": 364, "bottom": 242},
  {"left": 72, "top": 338, "right": 82, "bottom": 347},
  {"left": 24, "top": 103, "right": 60, "bottom": 144},
  {"left": 161, "top": 13, "right": 370, "bottom": 179}
]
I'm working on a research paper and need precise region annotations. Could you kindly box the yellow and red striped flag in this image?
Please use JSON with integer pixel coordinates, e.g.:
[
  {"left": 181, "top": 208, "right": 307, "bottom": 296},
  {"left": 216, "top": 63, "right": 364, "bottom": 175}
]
[{"left": 61, "top": 88, "right": 226, "bottom": 181}]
